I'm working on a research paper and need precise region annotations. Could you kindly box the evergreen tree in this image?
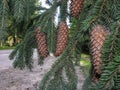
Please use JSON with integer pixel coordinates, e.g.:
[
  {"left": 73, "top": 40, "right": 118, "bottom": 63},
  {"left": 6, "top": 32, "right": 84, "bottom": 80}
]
[{"left": 0, "top": 0, "right": 120, "bottom": 90}]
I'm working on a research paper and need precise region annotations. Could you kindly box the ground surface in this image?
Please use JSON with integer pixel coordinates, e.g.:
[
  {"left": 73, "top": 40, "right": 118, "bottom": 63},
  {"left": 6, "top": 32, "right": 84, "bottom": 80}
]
[{"left": 0, "top": 50, "right": 85, "bottom": 90}]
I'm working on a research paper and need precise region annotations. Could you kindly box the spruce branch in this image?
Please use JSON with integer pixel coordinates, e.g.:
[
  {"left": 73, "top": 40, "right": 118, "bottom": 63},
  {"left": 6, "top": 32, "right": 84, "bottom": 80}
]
[
  {"left": 39, "top": 55, "right": 77, "bottom": 90},
  {"left": 9, "top": 30, "right": 36, "bottom": 70},
  {"left": 39, "top": 29, "right": 78, "bottom": 90},
  {"left": 114, "top": 72, "right": 120, "bottom": 90},
  {"left": 14, "top": 0, "right": 25, "bottom": 22},
  {"left": 13, "top": 43, "right": 25, "bottom": 70},
  {"left": 77, "top": 0, "right": 107, "bottom": 38},
  {"left": 108, "top": 27, "right": 118, "bottom": 62},
  {"left": 101, "top": 23, "right": 119, "bottom": 70},
  {"left": 37, "top": 0, "right": 60, "bottom": 53},
  {"left": 90, "top": 0, "right": 106, "bottom": 23},
  {"left": 0, "top": 0, "right": 9, "bottom": 38},
  {"left": 9, "top": 43, "right": 22, "bottom": 60},
  {"left": 23, "top": 31, "right": 35, "bottom": 70},
  {"left": 98, "top": 56, "right": 120, "bottom": 89},
  {"left": 93, "top": 23, "right": 120, "bottom": 89},
  {"left": 59, "top": 0, "right": 67, "bottom": 21}
]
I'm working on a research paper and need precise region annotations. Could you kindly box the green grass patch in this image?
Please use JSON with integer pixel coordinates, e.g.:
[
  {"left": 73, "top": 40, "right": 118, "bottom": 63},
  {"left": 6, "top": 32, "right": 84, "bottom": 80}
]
[
  {"left": 0, "top": 46, "right": 15, "bottom": 50},
  {"left": 80, "top": 54, "right": 90, "bottom": 67},
  {"left": 80, "top": 54, "right": 91, "bottom": 77},
  {"left": 80, "top": 59, "right": 90, "bottom": 66}
]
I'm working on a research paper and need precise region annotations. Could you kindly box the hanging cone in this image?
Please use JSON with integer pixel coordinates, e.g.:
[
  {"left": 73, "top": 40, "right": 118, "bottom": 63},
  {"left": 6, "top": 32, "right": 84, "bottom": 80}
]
[
  {"left": 70, "top": 0, "right": 84, "bottom": 18},
  {"left": 55, "top": 21, "right": 69, "bottom": 56},
  {"left": 90, "top": 25, "right": 108, "bottom": 82},
  {"left": 35, "top": 27, "right": 49, "bottom": 58}
]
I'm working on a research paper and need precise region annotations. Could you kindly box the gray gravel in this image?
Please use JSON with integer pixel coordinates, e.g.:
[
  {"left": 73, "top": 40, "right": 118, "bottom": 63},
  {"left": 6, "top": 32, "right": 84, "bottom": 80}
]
[{"left": 0, "top": 50, "right": 84, "bottom": 90}]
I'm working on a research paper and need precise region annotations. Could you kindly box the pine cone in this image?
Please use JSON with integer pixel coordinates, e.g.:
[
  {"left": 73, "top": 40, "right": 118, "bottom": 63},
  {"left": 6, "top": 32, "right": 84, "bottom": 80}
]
[
  {"left": 35, "top": 27, "right": 49, "bottom": 58},
  {"left": 70, "top": 0, "right": 84, "bottom": 18},
  {"left": 90, "top": 25, "right": 108, "bottom": 82},
  {"left": 55, "top": 21, "right": 69, "bottom": 56}
]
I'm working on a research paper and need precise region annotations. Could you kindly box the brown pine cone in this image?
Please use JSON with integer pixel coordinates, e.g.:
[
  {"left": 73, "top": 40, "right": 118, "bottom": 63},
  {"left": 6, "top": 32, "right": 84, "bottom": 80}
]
[
  {"left": 90, "top": 25, "right": 108, "bottom": 82},
  {"left": 35, "top": 27, "right": 49, "bottom": 58},
  {"left": 70, "top": 0, "right": 84, "bottom": 18},
  {"left": 55, "top": 21, "right": 69, "bottom": 56}
]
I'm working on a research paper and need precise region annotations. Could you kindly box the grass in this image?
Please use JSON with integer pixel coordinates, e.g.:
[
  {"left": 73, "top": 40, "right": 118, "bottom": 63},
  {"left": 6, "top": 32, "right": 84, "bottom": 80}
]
[
  {"left": 80, "top": 54, "right": 91, "bottom": 77},
  {"left": 0, "top": 46, "right": 15, "bottom": 50}
]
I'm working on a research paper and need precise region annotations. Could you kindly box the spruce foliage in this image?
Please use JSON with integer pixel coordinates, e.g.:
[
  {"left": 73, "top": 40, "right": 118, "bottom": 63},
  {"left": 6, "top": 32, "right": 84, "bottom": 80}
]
[{"left": 0, "top": 0, "right": 120, "bottom": 90}]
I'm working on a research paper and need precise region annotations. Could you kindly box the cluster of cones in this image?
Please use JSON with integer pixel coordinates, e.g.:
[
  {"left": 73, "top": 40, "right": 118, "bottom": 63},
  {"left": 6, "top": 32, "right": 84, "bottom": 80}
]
[
  {"left": 35, "top": 0, "right": 84, "bottom": 58},
  {"left": 69, "top": 0, "right": 109, "bottom": 82},
  {"left": 35, "top": 0, "right": 109, "bottom": 83},
  {"left": 35, "top": 21, "right": 69, "bottom": 58}
]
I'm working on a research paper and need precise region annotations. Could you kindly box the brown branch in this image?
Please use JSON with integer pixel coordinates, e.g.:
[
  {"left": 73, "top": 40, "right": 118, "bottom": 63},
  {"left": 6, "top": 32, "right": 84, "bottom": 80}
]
[
  {"left": 108, "top": 25, "right": 119, "bottom": 61},
  {"left": 90, "top": 0, "right": 106, "bottom": 24}
]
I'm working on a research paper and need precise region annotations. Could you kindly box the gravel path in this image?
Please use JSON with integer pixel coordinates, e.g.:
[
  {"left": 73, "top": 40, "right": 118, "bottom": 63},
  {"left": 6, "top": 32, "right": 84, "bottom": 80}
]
[{"left": 0, "top": 50, "right": 85, "bottom": 90}]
